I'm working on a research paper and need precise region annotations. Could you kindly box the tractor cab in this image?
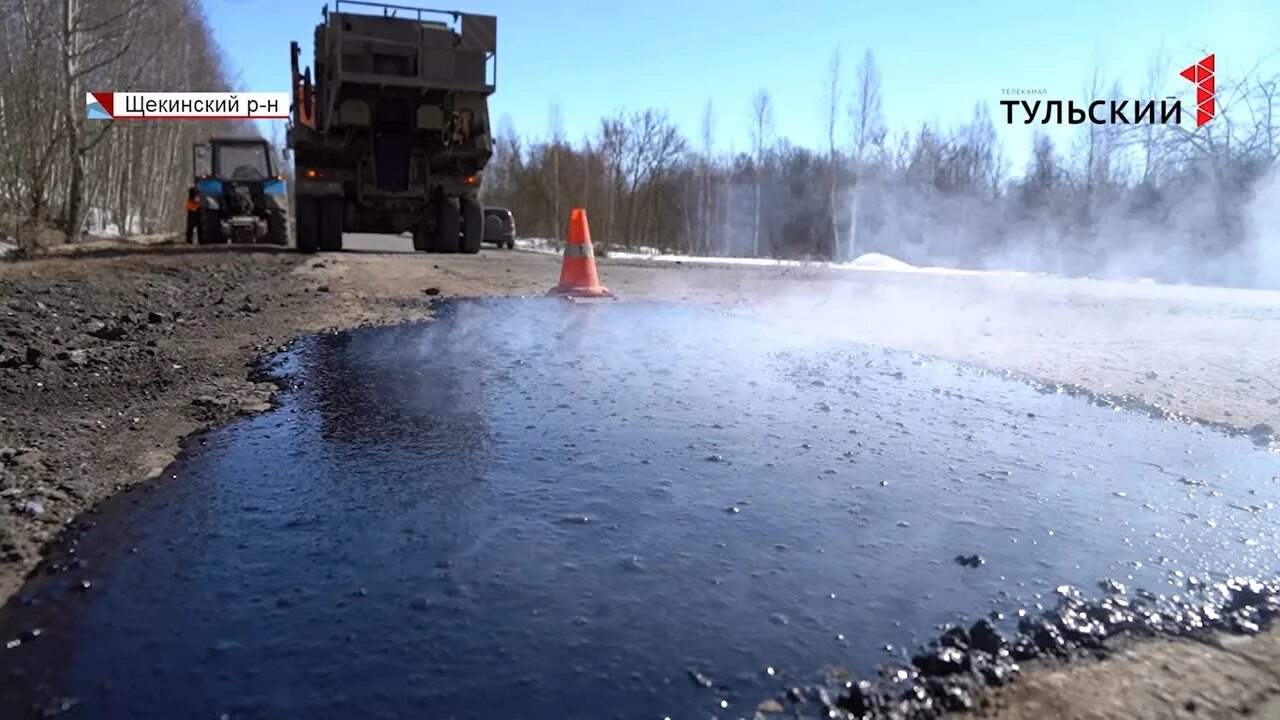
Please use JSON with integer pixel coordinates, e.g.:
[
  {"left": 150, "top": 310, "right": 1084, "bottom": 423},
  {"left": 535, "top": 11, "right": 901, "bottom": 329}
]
[
  {"left": 192, "top": 137, "right": 289, "bottom": 245},
  {"left": 212, "top": 140, "right": 273, "bottom": 181}
]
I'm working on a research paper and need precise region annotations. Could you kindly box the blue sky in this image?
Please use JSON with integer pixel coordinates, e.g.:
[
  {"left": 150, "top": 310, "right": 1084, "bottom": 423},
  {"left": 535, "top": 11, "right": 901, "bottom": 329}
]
[{"left": 206, "top": 0, "right": 1277, "bottom": 174}]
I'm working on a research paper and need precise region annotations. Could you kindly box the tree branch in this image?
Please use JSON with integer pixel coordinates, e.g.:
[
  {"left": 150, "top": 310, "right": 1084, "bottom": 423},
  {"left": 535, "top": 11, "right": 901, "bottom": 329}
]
[{"left": 73, "top": 0, "right": 145, "bottom": 37}]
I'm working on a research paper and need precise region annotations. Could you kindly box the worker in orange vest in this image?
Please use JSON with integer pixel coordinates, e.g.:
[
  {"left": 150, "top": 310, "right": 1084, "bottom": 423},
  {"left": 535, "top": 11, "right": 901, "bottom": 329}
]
[{"left": 184, "top": 187, "right": 200, "bottom": 244}]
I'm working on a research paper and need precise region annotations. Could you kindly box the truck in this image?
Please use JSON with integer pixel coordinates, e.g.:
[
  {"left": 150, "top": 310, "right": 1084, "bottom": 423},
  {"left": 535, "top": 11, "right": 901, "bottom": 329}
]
[
  {"left": 286, "top": 1, "right": 497, "bottom": 254},
  {"left": 192, "top": 137, "right": 289, "bottom": 246}
]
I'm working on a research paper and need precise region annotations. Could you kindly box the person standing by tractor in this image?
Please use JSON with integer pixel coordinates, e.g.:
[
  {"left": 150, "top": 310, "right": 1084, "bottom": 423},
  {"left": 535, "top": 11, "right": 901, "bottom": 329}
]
[{"left": 185, "top": 187, "right": 200, "bottom": 244}]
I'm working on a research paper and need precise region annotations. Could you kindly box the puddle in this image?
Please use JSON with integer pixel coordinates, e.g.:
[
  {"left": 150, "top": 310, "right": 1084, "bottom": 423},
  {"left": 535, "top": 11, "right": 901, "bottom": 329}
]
[{"left": 2, "top": 298, "right": 1276, "bottom": 719}]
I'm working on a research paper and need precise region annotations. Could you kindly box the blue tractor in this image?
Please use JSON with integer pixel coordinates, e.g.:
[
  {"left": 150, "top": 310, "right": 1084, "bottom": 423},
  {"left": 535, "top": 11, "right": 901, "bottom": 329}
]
[{"left": 192, "top": 137, "right": 289, "bottom": 245}]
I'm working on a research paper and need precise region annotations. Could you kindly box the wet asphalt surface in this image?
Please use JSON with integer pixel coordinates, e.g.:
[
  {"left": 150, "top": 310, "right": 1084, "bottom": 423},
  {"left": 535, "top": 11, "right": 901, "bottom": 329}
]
[{"left": 2, "top": 298, "right": 1278, "bottom": 719}]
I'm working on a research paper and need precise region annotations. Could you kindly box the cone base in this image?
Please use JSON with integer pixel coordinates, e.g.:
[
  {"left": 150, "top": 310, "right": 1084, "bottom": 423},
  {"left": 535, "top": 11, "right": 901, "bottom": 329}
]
[{"left": 547, "top": 285, "right": 614, "bottom": 298}]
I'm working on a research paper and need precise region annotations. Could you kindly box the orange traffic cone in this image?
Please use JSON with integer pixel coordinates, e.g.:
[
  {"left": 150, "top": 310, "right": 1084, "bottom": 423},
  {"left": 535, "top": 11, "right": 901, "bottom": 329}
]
[{"left": 547, "top": 208, "right": 614, "bottom": 298}]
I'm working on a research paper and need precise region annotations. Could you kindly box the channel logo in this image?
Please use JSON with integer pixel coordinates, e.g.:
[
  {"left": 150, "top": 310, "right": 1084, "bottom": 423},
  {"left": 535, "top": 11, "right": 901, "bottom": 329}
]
[{"left": 1179, "top": 54, "right": 1215, "bottom": 127}]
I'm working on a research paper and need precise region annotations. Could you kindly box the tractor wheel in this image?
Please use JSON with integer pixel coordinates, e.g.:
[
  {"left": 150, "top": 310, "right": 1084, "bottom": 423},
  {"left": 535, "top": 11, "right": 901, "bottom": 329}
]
[
  {"left": 460, "top": 195, "right": 482, "bottom": 254},
  {"left": 319, "top": 196, "right": 343, "bottom": 252},
  {"left": 198, "top": 210, "right": 223, "bottom": 245},
  {"left": 266, "top": 211, "right": 288, "bottom": 246},
  {"left": 432, "top": 197, "right": 460, "bottom": 254},
  {"left": 295, "top": 196, "right": 319, "bottom": 253}
]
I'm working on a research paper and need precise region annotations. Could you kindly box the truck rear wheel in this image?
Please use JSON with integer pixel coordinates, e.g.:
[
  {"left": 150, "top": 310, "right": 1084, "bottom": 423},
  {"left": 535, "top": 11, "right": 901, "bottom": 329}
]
[
  {"left": 412, "top": 218, "right": 432, "bottom": 252},
  {"left": 319, "top": 196, "right": 343, "bottom": 252},
  {"left": 460, "top": 196, "right": 482, "bottom": 254},
  {"left": 295, "top": 196, "right": 319, "bottom": 253},
  {"left": 432, "top": 197, "right": 460, "bottom": 254}
]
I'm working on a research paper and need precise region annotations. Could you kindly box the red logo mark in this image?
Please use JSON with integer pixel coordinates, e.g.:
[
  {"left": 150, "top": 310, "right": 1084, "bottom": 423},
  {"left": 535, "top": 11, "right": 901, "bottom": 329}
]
[{"left": 1179, "top": 54, "right": 1215, "bottom": 127}]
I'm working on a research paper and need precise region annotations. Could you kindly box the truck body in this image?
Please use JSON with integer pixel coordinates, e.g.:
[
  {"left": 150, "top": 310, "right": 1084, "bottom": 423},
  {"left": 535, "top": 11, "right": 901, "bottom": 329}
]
[
  {"left": 192, "top": 137, "right": 289, "bottom": 245},
  {"left": 287, "top": 1, "right": 497, "bottom": 254}
]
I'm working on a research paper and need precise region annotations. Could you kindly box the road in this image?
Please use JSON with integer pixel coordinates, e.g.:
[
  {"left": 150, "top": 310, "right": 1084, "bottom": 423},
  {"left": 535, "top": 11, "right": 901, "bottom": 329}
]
[
  {"left": 1, "top": 239, "right": 1278, "bottom": 718},
  {"left": 341, "top": 231, "right": 432, "bottom": 254}
]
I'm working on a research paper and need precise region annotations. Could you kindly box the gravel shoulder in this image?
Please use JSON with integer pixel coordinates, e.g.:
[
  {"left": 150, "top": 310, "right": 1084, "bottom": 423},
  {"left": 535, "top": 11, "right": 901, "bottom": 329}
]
[{"left": 1, "top": 240, "right": 1278, "bottom": 717}]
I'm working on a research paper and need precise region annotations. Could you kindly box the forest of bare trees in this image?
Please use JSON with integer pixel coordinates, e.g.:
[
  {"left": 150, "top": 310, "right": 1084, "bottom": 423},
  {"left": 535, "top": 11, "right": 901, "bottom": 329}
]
[
  {"left": 0, "top": 0, "right": 253, "bottom": 251},
  {"left": 484, "top": 49, "right": 1280, "bottom": 288}
]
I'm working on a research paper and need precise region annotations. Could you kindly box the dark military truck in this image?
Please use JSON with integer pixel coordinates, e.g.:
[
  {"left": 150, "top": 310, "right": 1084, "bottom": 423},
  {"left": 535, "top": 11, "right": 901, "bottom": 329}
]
[
  {"left": 287, "top": 1, "right": 497, "bottom": 254},
  {"left": 192, "top": 137, "right": 289, "bottom": 246}
]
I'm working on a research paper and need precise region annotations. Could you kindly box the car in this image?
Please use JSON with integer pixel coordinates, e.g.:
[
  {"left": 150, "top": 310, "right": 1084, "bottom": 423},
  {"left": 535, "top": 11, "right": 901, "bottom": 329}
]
[{"left": 483, "top": 207, "right": 516, "bottom": 249}]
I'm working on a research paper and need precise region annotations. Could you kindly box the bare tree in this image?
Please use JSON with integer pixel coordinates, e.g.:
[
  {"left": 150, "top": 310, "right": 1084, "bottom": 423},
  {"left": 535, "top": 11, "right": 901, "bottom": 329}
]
[
  {"left": 849, "top": 50, "right": 884, "bottom": 166},
  {"left": 748, "top": 88, "right": 773, "bottom": 256},
  {"left": 1166, "top": 49, "right": 1280, "bottom": 256},
  {"left": 1021, "top": 132, "right": 1061, "bottom": 208},
  {"left": 1237, "top": 66, "right": 1279, "bottom": 162},
  {"left": 3, "top": 0, "right": 63, "bottom": 232},
  {"left": 1133, "top": 47, "right": 1171, "bottom": 186},
  {"left": 60, "top": 0, "right": 153, "bottom": 242},
  {"left": 847, "top": 49, "right": 884, "bottom": 259},
  {"left": 822, "top": 45, "right": 843, "bottom": 258},
  {"left": 1072, "top": 66, "right": 1119, "bottom": 222},
  {"left": 619, "top": 108, "right": 686, "bottom": 247},
  {"left": 486, "top": 114, "right": 520, "bottom": 196},
  {"left": 697, "top": 99, "right": 716, "bottom": 255},
  {"left": 597, "top": 112, "right": 629, "bottom": 250},
  {"left": 547, "top": 99, "right": 564, "bottom": 239}
]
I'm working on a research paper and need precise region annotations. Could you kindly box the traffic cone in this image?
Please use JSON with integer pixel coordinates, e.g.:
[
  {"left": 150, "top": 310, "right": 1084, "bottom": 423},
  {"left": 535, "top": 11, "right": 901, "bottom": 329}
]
[{"left": 548, "top": 208, "right": 614, "bottom": 298}]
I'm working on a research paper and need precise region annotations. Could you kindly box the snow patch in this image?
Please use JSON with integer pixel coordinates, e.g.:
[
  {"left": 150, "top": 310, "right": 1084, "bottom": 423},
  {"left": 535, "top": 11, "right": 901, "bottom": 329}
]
[
  {"left": 83, "top": 207, "right": 143, "bottom": 238},
  {"left": 516, "top": 238, "right": 1052, "bottom": 281},
  {"left": 514, "top": 237, "right": 563, "bottom": 255},
  {"left": 602, "top": 247, "right": 1042, "bottom": 278},
  {"left": 606, "top": 251, "right": 806, "bottom": 267},
  {"left": 847, "top": 253, "right": 917, "bottom": 271},
  {"left": 0, "top": 241, "right": 17, "bottom": 258}
]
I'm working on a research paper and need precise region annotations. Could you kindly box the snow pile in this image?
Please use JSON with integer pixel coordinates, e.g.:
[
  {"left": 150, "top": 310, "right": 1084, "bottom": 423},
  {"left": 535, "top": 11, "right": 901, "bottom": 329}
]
[
  {"left": 514, "top": 237, "right": 563, "bottom": 255},
  {"left": 846, "top": 252, "right": 917, "bottom": 271},
  {"left": 0, "top": 241, "right": 17, "bottom": 258}
]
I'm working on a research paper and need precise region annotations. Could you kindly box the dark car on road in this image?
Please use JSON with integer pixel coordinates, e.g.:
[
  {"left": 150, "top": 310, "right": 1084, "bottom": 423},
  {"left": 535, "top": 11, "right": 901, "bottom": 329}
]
[{"left": 483, "top": 207, "right": 516, "bottom": 249}]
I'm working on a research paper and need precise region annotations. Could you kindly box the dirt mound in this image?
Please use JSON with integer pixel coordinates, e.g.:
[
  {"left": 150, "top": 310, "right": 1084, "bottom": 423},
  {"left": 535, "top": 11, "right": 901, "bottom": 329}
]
[{"left": 0, "top": 214, "right": 68, "bottom": 254}]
